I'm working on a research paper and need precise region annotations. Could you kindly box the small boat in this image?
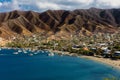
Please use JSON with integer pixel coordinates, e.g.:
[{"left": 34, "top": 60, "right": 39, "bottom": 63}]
[
  {"left": 48, "top": 52, "right": 54, "bottom": 56},
  {"left": 28, "top": 49, "right": 32, "bottom": 52},
  {"left": 34, "top": 52, "right": 38, "bottom": 55},
  {"left": 13, "top": 52, "right": 19, "bottom": 55},
  {"left": 37, "top": 50, "right": 40, "bottom": 53},
  {"left": 29, "top": 53, "right": 33, "bottom": 56},
  {"left": 60, "top": 53, "right": 64, "bottom": 56},
  {"left": 41, "top": 51, "right": 44, "bottom": 53},
  {"left": 18, "top": 49, "right": 22, "bottom": 53},
  {"left": 23, "top": 50, "right": 27, "bottom": 54},
  {"left": 45, "top": 51, "right": 49, "bottom": 53},
  {"left": 23, "top": 51, "right": 27, "bottom": 54}
]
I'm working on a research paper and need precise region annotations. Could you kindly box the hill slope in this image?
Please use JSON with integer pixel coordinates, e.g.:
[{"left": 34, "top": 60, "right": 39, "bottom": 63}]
[{"left": 0, "top": 8, "right": 119, "bottom": 39}]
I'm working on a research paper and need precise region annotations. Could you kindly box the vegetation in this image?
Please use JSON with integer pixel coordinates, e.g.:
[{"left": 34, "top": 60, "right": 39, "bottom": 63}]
[
  {"left": 5, "top": 31, "right": 120, "bottom": 59},
  {"left": 4, "top": 32, "right": 120, "bottom": 80}
]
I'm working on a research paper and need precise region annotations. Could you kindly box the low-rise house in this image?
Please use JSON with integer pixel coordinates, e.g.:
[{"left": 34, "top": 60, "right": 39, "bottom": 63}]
[
  {"left": 102, "top": 49, "right": 111, "bottom": 58},
  {"left": 112, "top": 51, "right": 120, "bottom": 59},
  {"left": 72, "top": 45, "right": 83, "bottom": 50}
]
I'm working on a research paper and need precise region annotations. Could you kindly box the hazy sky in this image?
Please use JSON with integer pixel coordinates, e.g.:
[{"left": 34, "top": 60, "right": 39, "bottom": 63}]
[{"left": 0, "top": 0, "right": 120, "bottom": 12}]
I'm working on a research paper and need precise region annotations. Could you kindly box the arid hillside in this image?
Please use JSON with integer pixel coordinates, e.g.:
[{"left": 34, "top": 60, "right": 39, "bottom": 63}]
[{"left": 0, "top": 8, "right": 119, "bottom": 39}]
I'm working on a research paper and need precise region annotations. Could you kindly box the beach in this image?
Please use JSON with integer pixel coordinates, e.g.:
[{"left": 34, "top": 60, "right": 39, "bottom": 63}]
[
  {"left": 80, "top": 55, "right": 120, "bottom": 70},
  {"left": 48, "top": 49, "right": 120, "bottom": 70},
  {"left": 1, "top": 47, "right": 120, "bottom": 70}
]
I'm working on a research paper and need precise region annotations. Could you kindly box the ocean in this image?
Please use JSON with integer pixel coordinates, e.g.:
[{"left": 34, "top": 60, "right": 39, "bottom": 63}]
[{"left": 0, "top": 48, "right": 120, "bottom": 80}]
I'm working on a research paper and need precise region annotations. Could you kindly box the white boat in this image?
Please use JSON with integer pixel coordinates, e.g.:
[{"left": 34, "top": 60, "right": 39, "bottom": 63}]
[
  {"left": 23, "top": 50, "right": 27, "bottom": 54},
  {"left": 48, "top": 53, "right": 54, "bottom": 56},
  {"left": 29, "top": 53, "right": 33, "bottom": 56},
  {"left": 18, "top": 49, "right": 22, "bottom": 53},
  {"left": 60, "top": 53, "right": 64, "bottom": 56},
  {"left": 13, "top": 52, "right": 19, "bottom": 55},
  {"left": 37, "top": 50, "right": 40, "bottom": 53},
  {"left": 41, "top": 51, "right": 44, "bottom": 53},
  {"left": 28, "top": 49, "right": 32, "bottom": 52},
  {"left": 34, "top": 52, "right": 38, "bottom": 55},
  {"left": 23, "top": 51, "right": 27, "bottom": 54}
]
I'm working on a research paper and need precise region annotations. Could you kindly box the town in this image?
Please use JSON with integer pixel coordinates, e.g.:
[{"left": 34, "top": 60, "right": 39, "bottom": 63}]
[{"left": 4, "top": 30, "right": 120, "bottom": 60}]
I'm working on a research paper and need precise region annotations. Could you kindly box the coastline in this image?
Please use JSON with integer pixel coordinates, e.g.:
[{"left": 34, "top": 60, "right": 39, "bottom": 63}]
[
  {"left": 1, "top": 47, "right": 120, "bottom": 70},
  {"left": 80, "top": 55, "right": 120, "bottom": 70},
  {"left": 48, "top": 49, "right": 120, "bottom": 70}
]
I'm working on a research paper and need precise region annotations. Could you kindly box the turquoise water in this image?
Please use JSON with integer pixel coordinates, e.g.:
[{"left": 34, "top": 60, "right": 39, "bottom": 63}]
[{"left": 0, "top": 49, "right": 120, "bottom": 80}]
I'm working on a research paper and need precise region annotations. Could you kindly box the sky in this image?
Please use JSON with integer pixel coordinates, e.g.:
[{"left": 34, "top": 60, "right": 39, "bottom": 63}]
[{"left": 0, "top": 0, "right": 120, "bottom": 12}]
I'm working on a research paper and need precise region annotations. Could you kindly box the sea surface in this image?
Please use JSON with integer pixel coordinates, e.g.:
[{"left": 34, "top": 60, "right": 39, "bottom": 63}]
[{"left": 0, "top": 48, "right": 120, "bottom": 80}]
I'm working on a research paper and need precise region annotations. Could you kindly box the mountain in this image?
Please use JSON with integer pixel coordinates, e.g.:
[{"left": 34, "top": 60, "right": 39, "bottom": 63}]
[{"left": 0, "top": 8, "right": 119, "bottom": 39}]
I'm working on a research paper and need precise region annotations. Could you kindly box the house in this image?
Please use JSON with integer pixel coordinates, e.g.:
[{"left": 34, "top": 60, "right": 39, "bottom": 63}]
[
  {"left": 72, "top": 45, "right": 83, "bottom": 50},
  {"left": 112, "top": 51, "right": 120, "bottom": 58},
  {"left": 102, "top": 49, "right": 111, "bottom": 58}
]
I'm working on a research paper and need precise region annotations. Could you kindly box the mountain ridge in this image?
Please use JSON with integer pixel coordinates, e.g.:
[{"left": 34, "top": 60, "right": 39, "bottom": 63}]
[{"left": 0, "top": 8, "right": 119, "bottom": 39}]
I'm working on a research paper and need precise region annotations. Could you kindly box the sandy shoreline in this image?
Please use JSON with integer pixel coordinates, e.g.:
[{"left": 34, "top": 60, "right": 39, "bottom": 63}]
[
  {"left": 1, "top": 47, "right": 120, "bottom": 70},
  {"left": 80, "top": 56, "right": 120, "bottom": 70},
  {"left": 49, "top": 50, "right": 120, "bottom": 70}
]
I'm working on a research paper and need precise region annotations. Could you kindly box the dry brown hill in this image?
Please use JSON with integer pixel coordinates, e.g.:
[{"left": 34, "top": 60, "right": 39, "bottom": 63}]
[{"left": 0, "top": 8, "right": 119, "bottom": 39}]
